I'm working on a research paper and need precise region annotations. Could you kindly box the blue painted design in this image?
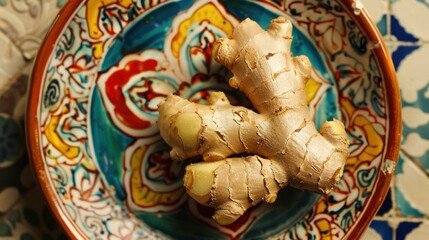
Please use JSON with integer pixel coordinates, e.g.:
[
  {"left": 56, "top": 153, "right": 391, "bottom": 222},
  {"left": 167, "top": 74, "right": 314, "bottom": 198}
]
[
  {"left": 401, "top": 119, "right": 429, "bottom": 174},
  {"left": 391, "top": 45, "right": 420, "bottom": 70},
  {"left": 357, "top": 167, "right": 376, "bottom": 188},
  {"left": 370, "top": 220, "right": 393, "bottom": 240},
  {"left": 391, "top": 15, "right": 419, "bottom": 42},
  {"left": 401, "top": 85, "right": 429, "bottom": 113},
  {"left": 91, "top": 0, "right": 338, "bottom": 238},
  {"left": 397, "top": 221, "right": 423, "bottom": 240},
  {"left": 377, "top": 189, "right": 392, "bottom": 216},
  {"left": 341, "top": 211, "right": 354, "bottom": 230},
  {"left": 101, "top": 0, "right": 195, "bottom": 72},
  {"left": 395, "top": 154, "right": 405, "bottom": 175},
  {"left": 43, "top": 79, "right": 60, "bottom": 108},
  {"left": 90, "top": 90, "right": 131, "bottom": 201},
  {"left": 376, "top": 15, "right": 388, "bottom": 37},
  {"left": 315, "top": 87, "right": 340, "bottom": 129},
  {"left": 395, "top": 186, "right": 424, "bottom": 217},
  {"left": 347, "top": 20, "right": 368, "bottom": 55}
]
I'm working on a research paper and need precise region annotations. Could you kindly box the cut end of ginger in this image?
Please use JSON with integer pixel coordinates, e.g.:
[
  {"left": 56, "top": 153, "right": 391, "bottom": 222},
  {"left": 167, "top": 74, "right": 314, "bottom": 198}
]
[
  {"left": 157, "top": 16, "right": 349, "bottom": 225},
  {"left": 184, "top": 160, "right": 225, "bottom": 204}
]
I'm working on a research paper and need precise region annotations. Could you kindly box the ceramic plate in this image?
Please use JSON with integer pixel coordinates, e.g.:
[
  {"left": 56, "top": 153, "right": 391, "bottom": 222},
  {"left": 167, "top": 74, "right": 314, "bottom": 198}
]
[{"left": 27, "top": 0, "right": 401, "bottom": 239}]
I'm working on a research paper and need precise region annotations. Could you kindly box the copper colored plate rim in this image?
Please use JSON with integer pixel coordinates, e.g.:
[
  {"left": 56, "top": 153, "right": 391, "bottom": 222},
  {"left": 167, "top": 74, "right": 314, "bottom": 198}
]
[
  {"left": 26, "top": 0, "right": 86, "bottom": 239},
  {"left": 341, "top": 0, "right": 401, "bottom": 239},
  {"left": 26, "top": 0, "right": 402, "bottom": 239}
]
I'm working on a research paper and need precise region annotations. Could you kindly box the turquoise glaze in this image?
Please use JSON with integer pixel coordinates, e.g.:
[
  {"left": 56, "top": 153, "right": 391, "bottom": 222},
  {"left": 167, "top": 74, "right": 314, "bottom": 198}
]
[
  {"left": 90, "top": 0, "right": 337, "bottom": 238},
  {"left": 31, "top": 0, "right": 398, "bottom": 238}
]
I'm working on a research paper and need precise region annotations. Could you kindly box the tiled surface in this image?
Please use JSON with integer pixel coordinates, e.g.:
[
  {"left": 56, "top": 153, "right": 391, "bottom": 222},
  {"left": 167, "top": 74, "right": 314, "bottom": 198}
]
[
  {"left": 0, "top": 0, "right": 65, "bottom": 239},
  {"left": 360, "top": 0, "right": 429, "bottom": 239},
  {"left": 0, "top": 0, "right": 427, "bottom": 239}
]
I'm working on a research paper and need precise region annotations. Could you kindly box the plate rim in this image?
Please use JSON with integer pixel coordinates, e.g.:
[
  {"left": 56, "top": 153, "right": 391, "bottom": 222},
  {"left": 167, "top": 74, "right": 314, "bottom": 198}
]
[
  {"left": 26, "top": 0, "right": 402, "bottom": 239},
  {"left": 26, "top": 1, "right": 87, "bottom": 238}
]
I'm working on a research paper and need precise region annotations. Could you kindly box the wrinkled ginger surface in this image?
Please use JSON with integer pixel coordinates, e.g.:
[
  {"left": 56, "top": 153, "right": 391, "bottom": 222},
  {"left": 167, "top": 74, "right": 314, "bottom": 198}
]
[{"left": 157, "top": 16, "right": 349, "bottom": 225}]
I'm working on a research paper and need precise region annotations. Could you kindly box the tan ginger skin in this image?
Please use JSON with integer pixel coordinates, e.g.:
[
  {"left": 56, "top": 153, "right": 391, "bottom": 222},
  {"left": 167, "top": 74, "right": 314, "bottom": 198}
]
[{"left": 157, "top": 17, "right": 349, "bottom": 225}]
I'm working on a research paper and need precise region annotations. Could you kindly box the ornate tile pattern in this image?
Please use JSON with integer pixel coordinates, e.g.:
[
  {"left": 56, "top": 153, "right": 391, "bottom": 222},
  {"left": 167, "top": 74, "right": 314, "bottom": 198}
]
[
  {"left": 0, "top": 0, "right": 427, "bottom": 239},
  {"left": 0, "top": 0, "right": 65, "bottom": 239},
  {"left": 361, "top": 0, "right": 429, "bottom": 239}
]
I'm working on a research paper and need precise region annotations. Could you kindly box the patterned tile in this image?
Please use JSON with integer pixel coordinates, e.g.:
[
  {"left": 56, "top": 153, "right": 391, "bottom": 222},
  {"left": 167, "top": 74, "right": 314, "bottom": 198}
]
[
  {"left": 0, "top": 188, "right": 65, "bottom": 239},
  {"left": 376, "top": 189, "right": 393, "bottom": 217},
  {"left": 365, "top": 1, "right": 429, "bottom": 239},
  {"left": 0, "top": 0, "right": 64, "bottom": 239},
  {"left": 0, "top": 0, "right": 65, "bottom": 59},
  {"left": 0, "top": 32, "right": 25, "bottom": 90},
  {"left": 0, "top": 0, "right": 428, "bottom": 239},
  {"left": 396, "top": 221, "right": 426, "bottom": 240},
  {"left": 390, "top": 45, "right": 420, "bottom": 70},
  {"left": 391, "top": 0, "right": 429, "bottom": 42},
  {"left": 395, "top": 44, "right": 429, "bottom": 104},
  {"left": 390, "top": 15, "right": 419, "bottom": 42},
  {"left": 361, "top": 0, "right": 388, "bottom": 36},
  {"left": 362, "top": 220, "right": 393, "bottom": 240},
  {"left": 395, "top": 153, "right": 427, "bottom": 217},
  {"left": 393, "top": 44, "right": 429, "bottom": 174}
]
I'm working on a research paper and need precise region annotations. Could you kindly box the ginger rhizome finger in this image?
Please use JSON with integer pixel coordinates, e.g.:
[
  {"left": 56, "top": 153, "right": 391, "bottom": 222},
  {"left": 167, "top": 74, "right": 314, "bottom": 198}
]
[{"left": 157, "top": 17, "right": 349, "bottom": 225}]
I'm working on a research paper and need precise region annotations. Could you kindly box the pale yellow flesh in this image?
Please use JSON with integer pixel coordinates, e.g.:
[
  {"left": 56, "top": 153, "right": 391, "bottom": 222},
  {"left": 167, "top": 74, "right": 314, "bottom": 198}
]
[
  {"left": 157, "top": 16, "right": 349, "bottom": 225},
  {"left": 174, "top": 113, "right": 202, "bottom": 150},
  {"left": 184, "top": 160, "right": 225, "bottom": 198}
]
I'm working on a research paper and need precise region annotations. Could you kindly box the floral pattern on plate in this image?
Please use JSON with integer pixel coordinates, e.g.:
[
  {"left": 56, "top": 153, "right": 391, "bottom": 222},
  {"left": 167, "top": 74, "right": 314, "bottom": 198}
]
[{"left": 28, "top": 0, "right": 399, "bottom": 239}]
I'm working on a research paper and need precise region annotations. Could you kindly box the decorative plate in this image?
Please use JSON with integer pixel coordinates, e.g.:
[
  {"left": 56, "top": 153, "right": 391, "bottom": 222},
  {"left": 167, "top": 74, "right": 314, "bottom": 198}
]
[{"left": 27, "top": 0, "right": 401, "bottom": 239}]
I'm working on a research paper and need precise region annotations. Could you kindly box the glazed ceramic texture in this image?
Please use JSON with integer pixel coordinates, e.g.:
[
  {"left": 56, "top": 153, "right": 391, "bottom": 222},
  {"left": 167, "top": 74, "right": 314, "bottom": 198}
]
[
  {"left": 27, "top": 0, "right": 400, "bottom": 239},
  {"left": 360, "top": 0, "right": 429, "bottom": 239}
]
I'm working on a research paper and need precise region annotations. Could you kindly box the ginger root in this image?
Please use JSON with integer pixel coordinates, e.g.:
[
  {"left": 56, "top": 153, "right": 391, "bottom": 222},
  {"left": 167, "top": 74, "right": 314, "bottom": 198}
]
[{"left": 157, "top": 17, "right": 349, "bottom": 225}]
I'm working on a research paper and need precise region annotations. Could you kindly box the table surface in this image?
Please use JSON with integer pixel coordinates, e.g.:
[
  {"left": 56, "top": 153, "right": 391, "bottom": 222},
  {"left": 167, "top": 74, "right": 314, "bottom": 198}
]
[{"left": 0, "top": 0, "right": 427, "bottom": 239}]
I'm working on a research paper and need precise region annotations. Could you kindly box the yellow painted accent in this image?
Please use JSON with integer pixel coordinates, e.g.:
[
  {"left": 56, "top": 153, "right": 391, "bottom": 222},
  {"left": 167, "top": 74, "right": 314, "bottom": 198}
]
[
  {"left": 44, "top": 108, "right": 80, "bottom": 160},
  {"left": 171, "top": 3, "right": 234, "bottom": 58},
  {"left": 341, "top": 97, "right": 355, "bottom": 117},
  {"left": 315, "top": 200, "right": 327, "bottom": 213},
  {"left": 341, "top": 98, "right": 384, "bottom": 171},
  {"left": 130, "top": 146, "right": 184, "bottom": 207},
  {"left": 315, "top": 219, "right": 333, "bottom": 240},
  {"left": 86, "top": 0, "right": 133, "bottom": 40},
  {"left": 92, "top": 42, "right": 105, "bottom": 59},
  {"left": 305, "top": 77, "right": 322, "bottom": 104}
]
